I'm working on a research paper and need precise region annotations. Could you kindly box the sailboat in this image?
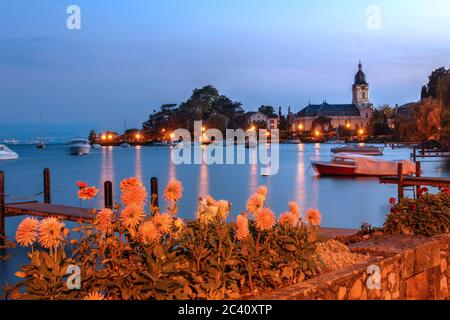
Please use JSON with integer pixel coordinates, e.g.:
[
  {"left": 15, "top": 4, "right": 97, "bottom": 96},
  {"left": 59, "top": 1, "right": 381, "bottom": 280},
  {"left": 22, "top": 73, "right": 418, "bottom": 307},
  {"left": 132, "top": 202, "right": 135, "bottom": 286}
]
[{"left": 36, "top": 113, "right": 45, "bottom": 149}]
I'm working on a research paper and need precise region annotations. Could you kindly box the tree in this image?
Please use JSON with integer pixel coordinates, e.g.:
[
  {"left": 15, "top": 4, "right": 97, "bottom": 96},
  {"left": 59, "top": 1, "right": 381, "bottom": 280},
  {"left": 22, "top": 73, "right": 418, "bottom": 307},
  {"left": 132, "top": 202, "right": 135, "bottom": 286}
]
[
  {"left": 258, "top": 105, "right": 276, "bottom": 117},
  {"left": 369, "top": 105, "right": 394, "bottom": 136},
  {"left": 437, "top": 71, "right": 450, "bottom": 149},
  {"left": 88, "top": 130, "right": 97, "bottom": 143},
  {"left": 420, "top": 85, "right": 428, "bottom": 100},
  {"left": 427, "top": 67, "right": 447, "bottom": 98}
]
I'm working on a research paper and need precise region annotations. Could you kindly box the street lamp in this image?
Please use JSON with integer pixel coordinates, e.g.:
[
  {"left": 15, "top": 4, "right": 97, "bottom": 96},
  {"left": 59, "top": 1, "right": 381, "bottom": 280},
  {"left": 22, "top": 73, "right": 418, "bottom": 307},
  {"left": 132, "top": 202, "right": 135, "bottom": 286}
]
[
  {"left": 315, "top": 130, "right": 320, "bottom": 137},
  {"left": 359, "top": 129, "right": 364, "bottom": 135},
  {"left": 298, "top": 124, "right": 303, "bottom": 131}
]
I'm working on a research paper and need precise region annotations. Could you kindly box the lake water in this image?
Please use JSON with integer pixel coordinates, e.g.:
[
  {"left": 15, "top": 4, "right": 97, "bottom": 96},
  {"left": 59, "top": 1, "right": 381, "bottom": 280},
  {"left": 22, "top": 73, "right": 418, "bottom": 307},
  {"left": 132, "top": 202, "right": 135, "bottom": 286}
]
[{"left": 1, "top": 143, "right": 449, "bottom": 287}]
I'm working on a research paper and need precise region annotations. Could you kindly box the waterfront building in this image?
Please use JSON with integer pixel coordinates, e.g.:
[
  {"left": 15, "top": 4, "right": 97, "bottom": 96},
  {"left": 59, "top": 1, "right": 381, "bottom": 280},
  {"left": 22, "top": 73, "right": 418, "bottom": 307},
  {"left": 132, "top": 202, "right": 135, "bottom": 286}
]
[
  {"left": 245, "top": 111, "right": 279, "bottom": 130},
  {"left": 293, "top": 62, "right": 373, "bottom": 132}
]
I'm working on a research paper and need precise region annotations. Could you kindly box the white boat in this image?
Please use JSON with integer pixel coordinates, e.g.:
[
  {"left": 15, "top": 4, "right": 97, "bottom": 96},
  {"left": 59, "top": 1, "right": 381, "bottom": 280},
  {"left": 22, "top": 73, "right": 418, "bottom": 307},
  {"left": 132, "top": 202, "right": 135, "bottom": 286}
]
[
  {"left": 0, "top": 144, "right": 19, "bottom": 160},
  {"left": 312, "top": 153, "right": 416, "bottom": 176},
  {"left": 92, "top": 144, "right": 102, "bottom": 149},
  {"left": 331, "top": 144, "right": 384, "bottom": 156},
  {"left": 120, "top": 142, "right": 131, "bottom": 148},
  {"left": 68, "top": 139, "right": 91, "bottom": 155}
]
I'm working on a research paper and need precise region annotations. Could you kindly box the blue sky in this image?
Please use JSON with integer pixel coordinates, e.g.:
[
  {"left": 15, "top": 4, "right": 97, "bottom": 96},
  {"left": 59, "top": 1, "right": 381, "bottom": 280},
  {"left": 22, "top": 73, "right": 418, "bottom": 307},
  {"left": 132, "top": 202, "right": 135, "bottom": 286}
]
[{"left": 0, "top": 0, "right": 449, "bottom": 134}]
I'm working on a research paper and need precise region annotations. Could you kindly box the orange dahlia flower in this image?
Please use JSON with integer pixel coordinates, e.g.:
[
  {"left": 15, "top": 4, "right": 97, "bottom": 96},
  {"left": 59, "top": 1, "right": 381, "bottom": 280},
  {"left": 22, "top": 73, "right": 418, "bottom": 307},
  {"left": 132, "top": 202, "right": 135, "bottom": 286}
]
[
  {"left": 120, "top": 184, "right": 148, "bottom": 207},
  {"left": 306, "top": 208, "right": 322, "bottom": 226},
  {"left": 255, "top": 185, "right": 268, "bottom": 198},
  {"left": 163, "top": 179, "right": 184, "bottom": 202},
  {"left": 77, "top": 186, "right": 99, "bottom": 200},
  {"left": 246, "top": 193, "right": 265, "bottom": 216},
  {"left": 95, "top": 208, "right": 114, "bottom": 234},
  {"left": 83, "top": 290, "right": 105, "bottom": 300},
  {"left": 254, "top": 208, "right": 275, "bottom": 231},
  {"left": 152, "top": 213, "right": 173, "bottom": 234},
  {"left": 120, "top": 204, "right": 145, "bottom": 229},
  {"left": 38, "top": 217, "right": 67, "bottom": 249},
  {"left": 236, "top": 213, "right": 249, "bottom": 241},
  {"left": 138, "top": 221, "right": 161, "bottom": 244},
  {"left": 16, "top": 217, "right": 39, "bottom": 247},
  {"left": 76, "top": 181, "right": 88, "bottom": 189},
  {"left": 120, "top": 177, "right": 143, "bottom": 192},
  {"left": 278, "top": 211, "right": 297, "bottom": 227}
]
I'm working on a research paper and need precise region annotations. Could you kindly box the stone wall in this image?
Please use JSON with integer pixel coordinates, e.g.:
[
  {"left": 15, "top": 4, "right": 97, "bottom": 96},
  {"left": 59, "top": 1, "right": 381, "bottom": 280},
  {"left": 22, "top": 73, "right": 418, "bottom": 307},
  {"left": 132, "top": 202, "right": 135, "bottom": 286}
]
[{"left": 257, "top": 234, "right": 450, "bottom": 300}]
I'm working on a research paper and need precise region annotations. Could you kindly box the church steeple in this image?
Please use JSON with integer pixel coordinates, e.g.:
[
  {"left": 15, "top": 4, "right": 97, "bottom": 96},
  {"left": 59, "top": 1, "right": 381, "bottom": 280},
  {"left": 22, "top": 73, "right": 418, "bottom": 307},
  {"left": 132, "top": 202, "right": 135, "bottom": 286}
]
[{"left": 352, "top": 61, "right": 370, "bottom": 108}]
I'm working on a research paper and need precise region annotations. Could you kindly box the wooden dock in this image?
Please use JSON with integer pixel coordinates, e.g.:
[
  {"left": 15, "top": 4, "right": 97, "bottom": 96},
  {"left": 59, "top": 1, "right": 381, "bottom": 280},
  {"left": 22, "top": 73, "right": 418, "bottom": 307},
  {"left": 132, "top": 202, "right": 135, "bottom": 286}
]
[
  {"left": 379, "top": 162, "right": 450, "bottom": 199},
  {"left": 380, "top": 176, "right": 450, "bottom": 189},
  {"left": 5, "top": 202, "right": 96, "bottom": 223},
  {"left": 0, "top": 169, "right": 160, "bottom": 243}
]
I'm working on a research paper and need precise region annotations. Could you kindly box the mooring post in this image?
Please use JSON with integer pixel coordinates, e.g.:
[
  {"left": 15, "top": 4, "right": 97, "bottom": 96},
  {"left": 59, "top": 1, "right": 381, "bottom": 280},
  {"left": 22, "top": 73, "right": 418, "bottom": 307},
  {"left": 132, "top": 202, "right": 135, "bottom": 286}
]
[
  {"left": 151, "top": 177, "right": 158, "bottom": 215},
  {"left": 43, "top": 168, "right": 51, "bottom": 204},
  {"left": 412, "top": 148, "right": 416, "bottom": 162},
  {"left": 0, "top": 171, "right": 5, "bottom": 244},
  {"left": 397, "top": 163, "right": 404, "bottom": 200},
  {"left": 416, "top": 162, "right": 421, "bottom": 198},
  {"left": 104, "top": 181, "right": 113, "bottom": 209}
]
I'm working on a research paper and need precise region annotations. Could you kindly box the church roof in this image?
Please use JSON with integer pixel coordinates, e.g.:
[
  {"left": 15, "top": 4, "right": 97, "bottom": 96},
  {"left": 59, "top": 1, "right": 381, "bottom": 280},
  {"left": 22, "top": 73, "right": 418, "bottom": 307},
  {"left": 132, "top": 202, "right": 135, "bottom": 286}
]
[
  {"left": 354, "top": 62, "right": 368, "bottom": 85},
  {"left": 296, "top": 102, "right": 361, "bottom": 117}
]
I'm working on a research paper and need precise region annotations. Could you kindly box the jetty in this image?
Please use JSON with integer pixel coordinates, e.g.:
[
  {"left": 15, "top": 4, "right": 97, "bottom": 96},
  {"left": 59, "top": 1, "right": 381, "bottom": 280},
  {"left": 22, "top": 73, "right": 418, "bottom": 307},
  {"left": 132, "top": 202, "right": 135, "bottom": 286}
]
[
  {"left": 379, "top": 162, "right": 450, "bottom": 199},
  {"left": 0, "top": 169, "right": 160, "bottom": 242}
]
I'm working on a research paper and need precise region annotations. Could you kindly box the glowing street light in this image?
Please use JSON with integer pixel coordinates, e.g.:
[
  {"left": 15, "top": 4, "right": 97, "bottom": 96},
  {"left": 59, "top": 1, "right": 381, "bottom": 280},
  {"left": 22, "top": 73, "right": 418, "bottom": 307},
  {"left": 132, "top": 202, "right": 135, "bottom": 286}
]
[
  {"left": 346, "top": 123, "right": 351, "bottom": 129},
  {"left": 298, "top": 124, "right": 303, "bottom": 130},
  {"left": 161, "top": 128, "right": 166, "bottom": 133},
  {"left": 315, "top": 130, "right": 321, "bottom": 137},
  {"left": 108, "top": 134, "right": 113, "bottom": 140},
  {"left": 170, "top": 133, "right": 175, "bottom": 139},
  {"left": 201, "top": 127, "right": 206, "bottom": 132},
  {"left": 101, "top": 134, "right": 106, "bottom": 141},
  {"left": 359, "top": 129, "right": 364, "bottom": 135},
  {"left": 135, "top": 133, "right": 141, "bottom": 140}
]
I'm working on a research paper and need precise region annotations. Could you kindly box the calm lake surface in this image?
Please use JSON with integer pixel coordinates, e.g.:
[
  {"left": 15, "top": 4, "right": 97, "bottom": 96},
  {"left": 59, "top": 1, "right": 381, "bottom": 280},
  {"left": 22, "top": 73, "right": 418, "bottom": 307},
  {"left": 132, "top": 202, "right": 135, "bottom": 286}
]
[{"left": 1, "top": 143, "right": 449, "bottom": 287}]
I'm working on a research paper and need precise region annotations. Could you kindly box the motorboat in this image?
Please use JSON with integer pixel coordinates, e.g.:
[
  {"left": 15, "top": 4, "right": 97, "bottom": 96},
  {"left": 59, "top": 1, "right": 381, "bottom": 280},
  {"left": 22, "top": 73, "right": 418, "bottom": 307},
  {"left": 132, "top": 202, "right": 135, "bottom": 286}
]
[
  {"left": 284, "top": 139, "right": 302, "bottom": 144},
  {"left": 91, "top": 144, "right": 102, "bottom": 149},
  {"left": 325, "top": 139, "right": 345, "bottom": 145},
  {"left": 68, "top": 139, "right": 91, "bottom": 155},
  {"left": 312, "top": 154, "right": 416, "bottom": 177},
  {"left": 36, "top": 141, "right": 45, "bottom": 149},
  {"left": 120, "top": 142, "right": 131, "bottom": 148},
  {"left": 0, "top": 144, "right": 19, "bottom": 160},
  {"left": 331, "top": 144, "right": 384, "bottom": 156}
]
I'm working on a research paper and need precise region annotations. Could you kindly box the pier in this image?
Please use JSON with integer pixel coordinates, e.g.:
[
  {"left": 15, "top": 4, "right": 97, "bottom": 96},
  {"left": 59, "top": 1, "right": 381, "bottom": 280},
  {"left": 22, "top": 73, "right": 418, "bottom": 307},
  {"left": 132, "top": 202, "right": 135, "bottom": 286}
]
[
  {"left": 0, "top": 169, "right": 160, "bottom": 242},
  {"left": 379, "top": 162, "right": 450, "bottom": 199}
]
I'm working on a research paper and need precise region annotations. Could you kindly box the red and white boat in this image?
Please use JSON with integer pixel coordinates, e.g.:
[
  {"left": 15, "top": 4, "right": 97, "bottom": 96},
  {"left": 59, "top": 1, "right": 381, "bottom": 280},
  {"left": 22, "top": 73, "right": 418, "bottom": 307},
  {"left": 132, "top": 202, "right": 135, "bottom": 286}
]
[
  {"left": 331, "top": 144, "right": 384, "bottom": 156},
  {"left": 312, "top": 154, "right": 416, "bottom": 176}
]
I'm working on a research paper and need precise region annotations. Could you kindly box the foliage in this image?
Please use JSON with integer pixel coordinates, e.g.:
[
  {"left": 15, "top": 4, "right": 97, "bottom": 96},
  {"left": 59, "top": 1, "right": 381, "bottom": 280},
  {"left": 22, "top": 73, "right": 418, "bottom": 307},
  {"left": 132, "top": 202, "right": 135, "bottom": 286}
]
[
  {"left": 258, "top": 105, "right": 276, "bottom": 117},
  {"left": 426, "top": 67, "right": 447, "bottom": 99},
  {"left": 384, "top": 191, "right": 450, "bottom": 236},
  {"left": 369, "top": 105, "right": 394, "bottom": 136},
  {"left": 142, "top": 86, "right": 246, "bottom": 137},
  {"left": 7, "top": 179, "right": 322, "bottom": 300}
]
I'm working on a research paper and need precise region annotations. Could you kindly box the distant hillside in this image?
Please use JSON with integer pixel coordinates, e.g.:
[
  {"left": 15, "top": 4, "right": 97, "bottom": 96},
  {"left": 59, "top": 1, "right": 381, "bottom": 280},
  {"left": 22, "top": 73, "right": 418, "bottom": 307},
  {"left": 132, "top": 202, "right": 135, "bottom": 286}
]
[{"left": 0, "top": 122, "right": 101, "bottom": 143}]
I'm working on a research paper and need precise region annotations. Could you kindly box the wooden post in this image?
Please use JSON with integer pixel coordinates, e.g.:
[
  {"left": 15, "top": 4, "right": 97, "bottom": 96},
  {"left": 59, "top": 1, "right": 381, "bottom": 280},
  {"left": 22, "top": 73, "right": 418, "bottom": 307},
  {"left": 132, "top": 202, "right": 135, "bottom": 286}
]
[
  {"left": 151, "top": 177, "right": 158, "bottom": 215},
  {"left": 398, "top": 163, "right": 404, "bottom": 200},
  {"left": 43, "top": 168, "right": 51, "bottom": 204},
  {"left": 0, "top": 171, "right": 5, "bottom": 244},
  {"left": 416, "top": 162, "right": 421, "bottom": 198},
  {"left": 412, "top": 148, "right": 416, "bottom": 162},
  {"left": 104, "top": 181, "right": 113, "bottom": 209}
]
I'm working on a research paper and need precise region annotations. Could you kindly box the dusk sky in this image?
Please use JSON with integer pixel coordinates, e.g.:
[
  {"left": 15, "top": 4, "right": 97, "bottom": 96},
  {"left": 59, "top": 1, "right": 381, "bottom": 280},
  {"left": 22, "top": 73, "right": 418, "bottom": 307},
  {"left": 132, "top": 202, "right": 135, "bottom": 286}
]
[{"left": 0, "top": 0, "right": 449, "bottom": 136}]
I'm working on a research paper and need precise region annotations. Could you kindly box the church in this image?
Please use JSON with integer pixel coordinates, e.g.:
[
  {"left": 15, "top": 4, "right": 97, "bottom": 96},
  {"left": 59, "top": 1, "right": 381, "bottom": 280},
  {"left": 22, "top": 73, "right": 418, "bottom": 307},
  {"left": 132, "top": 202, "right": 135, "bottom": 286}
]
[{"left": 293, "top": 62, "right": 373, "bottom": 132}]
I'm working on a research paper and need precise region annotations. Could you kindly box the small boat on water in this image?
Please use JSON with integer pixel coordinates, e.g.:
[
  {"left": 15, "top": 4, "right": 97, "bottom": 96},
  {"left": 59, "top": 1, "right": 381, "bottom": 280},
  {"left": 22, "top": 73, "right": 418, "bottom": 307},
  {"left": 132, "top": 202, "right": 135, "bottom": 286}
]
[
  {"left": 68, "top": 139, "right": 91, "bottom": 155},
  {"left": 284, "top": 139, "right": 302, "bottom": 144},
  {"left": 0, "top": 144, "right": 19, "bottom": 160},
  {"left": 325, "top": 139, "right": 345, "bottom": 145},
  {"left": 36, "top": 141, "right": 45, "bottom": 149},
  {"left": 331, "top": 144, "right": 384, "bottom": 156},
  {"left": 92, "top": 144, "right": 102, "bottom": 149},
  {"left": 120, "top": 142, "right": 131, "bottom": 148},
  {"left": 312, "top": 154, "right": 416, "bottom": 177}
]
